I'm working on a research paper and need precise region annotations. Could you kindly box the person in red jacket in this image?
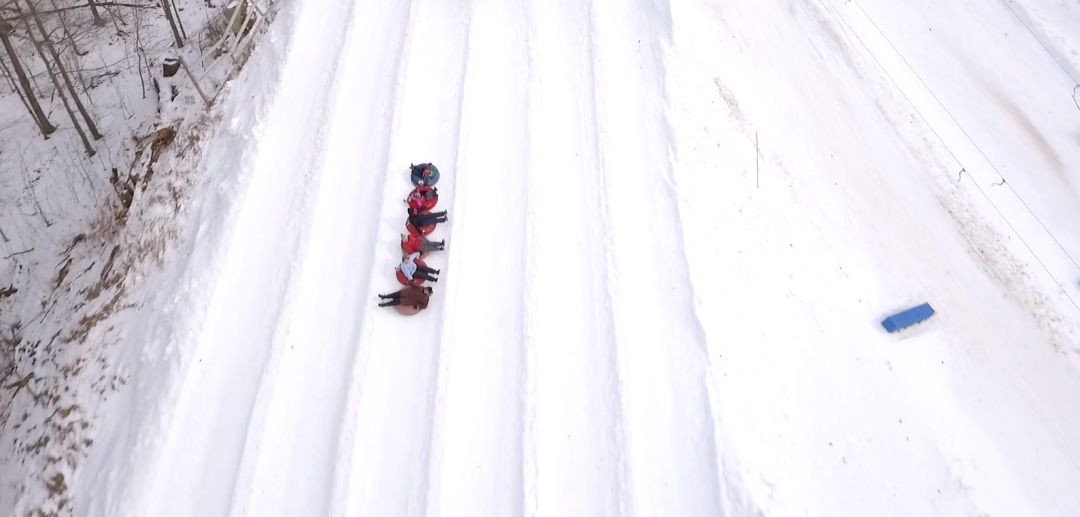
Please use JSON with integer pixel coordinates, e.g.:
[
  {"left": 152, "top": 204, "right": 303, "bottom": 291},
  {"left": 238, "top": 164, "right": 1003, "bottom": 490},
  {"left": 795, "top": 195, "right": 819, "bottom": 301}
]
[
  {"left": 401, "top": 233, "right": 444, "bottom": 255},
  {"left": 406, "top": 185, "right": 438, "bottom": 212},
  {"left": 378, "top": 285, "right": 433, "bottom": 310}
]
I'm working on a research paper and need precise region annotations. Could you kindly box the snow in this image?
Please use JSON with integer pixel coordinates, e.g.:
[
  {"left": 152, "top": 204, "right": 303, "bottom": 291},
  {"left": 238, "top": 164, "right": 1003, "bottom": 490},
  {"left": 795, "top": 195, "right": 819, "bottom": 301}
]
[
  {"left": 3, "top": 0, "right": 1080, "bottom": 515},
  {"left": 0, "top": 0, "right": 269, "bottom": 513}
]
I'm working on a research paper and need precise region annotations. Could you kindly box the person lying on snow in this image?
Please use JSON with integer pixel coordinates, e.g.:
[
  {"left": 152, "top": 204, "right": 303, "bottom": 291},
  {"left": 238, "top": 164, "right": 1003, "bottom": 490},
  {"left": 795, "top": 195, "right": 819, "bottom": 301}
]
[
  {"left": 378, "top": 285, "right": 433, "bottom": 310},
  {"left": 399, "top": 251, "right": 440, "bottom": 282},
  {"left": 408, "top": 207, "right": 449, "bottom": 229},
  {"left": 401, "top": 233, "right": 444, "bottom": 255}
]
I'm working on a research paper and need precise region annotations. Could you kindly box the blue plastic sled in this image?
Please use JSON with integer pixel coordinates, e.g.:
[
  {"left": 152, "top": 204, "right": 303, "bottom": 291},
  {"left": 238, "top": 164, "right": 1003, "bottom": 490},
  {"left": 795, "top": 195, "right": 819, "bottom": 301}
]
[
  {"left": 410, "top": 163, "right": 440, "bottom": 186},
  {"left": 881, "top": 303, "right": 935, "bottom": 333}
]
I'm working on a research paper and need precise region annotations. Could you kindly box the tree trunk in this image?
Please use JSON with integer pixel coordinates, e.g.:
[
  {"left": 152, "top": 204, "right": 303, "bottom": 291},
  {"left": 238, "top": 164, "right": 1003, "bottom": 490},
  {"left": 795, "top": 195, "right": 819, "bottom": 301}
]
[
  {"left": 132, "top": 5, "right": 145, "bottom": 97},
  {"left": 49, "top": 0, "right": 93, "bottom": 106},
  {"left": 169, "top": 0, "right": 186, "bottom": 40},
  {"left": 0, "top": 20, "right": 56, "bottom": 137},
  {"left": 0, "top": 52, "right": 36, "bottom": 122},
  {"left": 50, "top": 0, "right": 86, "bottom": 56},
  {"left": 160, "top": 0, "right": 183, "bottom": 48},
  {"left": 24, "top": 0, "right": 102, "bottom": 140},
  {"left": 23, "top": 15, "right": 95, "bottom": 155},
  {"left": 86, "top": 0, "right": 107, "bottom": 26},
  {"left": 44, "top": 51, "right": 96, "bottom": 156}
]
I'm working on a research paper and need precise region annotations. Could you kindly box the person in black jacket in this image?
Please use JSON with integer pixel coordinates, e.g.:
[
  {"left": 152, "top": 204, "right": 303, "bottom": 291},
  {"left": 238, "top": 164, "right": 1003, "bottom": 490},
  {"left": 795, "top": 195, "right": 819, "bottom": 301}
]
[
  {"left": 378, "top": 285, "right": 433, "bottom": 309},
  {"left": 408, "top": 207, "right": 448, "bottom": 228}
]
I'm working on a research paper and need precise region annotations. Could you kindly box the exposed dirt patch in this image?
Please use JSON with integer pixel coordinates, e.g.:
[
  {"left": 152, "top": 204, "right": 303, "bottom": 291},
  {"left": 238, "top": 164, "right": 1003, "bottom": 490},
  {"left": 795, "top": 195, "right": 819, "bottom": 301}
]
[
  {"left": 713, "top": 77, "right": 747, "bottom": 126},
  {"left": 936, "top": 184, "right": 1079, "bottom": 355}
]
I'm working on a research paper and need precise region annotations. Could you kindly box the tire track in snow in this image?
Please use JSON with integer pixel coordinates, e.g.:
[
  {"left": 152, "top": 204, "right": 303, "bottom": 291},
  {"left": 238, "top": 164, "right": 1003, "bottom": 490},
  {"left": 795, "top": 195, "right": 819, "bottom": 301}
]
[
  {"left": 520, "top": 7, "right": 539, "bottom": 512},
  {"left": 416, "top": 7, "right": 473, "bottom": 516},
  {"left": 644, "top": 1, "right": 761, "bottom": 513},
  {"left": 522, "top": 0, "right": 627, "bottom": 515},
  {"left": 418, "top": 0, "right": 529, "bottom": 515},
  {"left": 588, "top": 0, "right": 754, "bottom": 514},
  {"left": 227, "top": 0, "right": 419, "bottom": 515},
  {"left": 325, "top": 1, "right": 418, "bottom": 514},
  {"left": 337, "top": 0, "right": 470, "bottom": 514},
  {"left": 646, "top": 3, "right": 761, "bottom": 513},
  {"left": 116, "top": 0, "right": 358, "bottom": 513},
  {"left": 579, "top": 0, "right": 633, "bottom": 513}
]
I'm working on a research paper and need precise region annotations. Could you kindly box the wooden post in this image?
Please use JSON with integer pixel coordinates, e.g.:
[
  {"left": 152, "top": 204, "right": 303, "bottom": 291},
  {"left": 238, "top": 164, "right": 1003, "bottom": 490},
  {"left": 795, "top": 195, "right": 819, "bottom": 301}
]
[{"left": 178, "top": 56, "right": 211, "bottom": 108}]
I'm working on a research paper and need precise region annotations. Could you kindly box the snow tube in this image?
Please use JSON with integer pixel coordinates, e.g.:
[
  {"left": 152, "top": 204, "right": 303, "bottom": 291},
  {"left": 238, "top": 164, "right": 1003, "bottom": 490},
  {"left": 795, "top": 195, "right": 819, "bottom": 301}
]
[
  {"left": 406, "top": 220, "right": 437, "bottom": 236},
  {"left": 410, "top": 163, "right": 440, "bottom": 186},
  {"left": 407, "top": 186, "right": 438, "bottom": 212},
  {"left": 396, "top": 258, "right": 429, "bottom": 286},
  {"left": 400, "top": 235, "right": 435, "bottom": 258},
  {"left": 395, "top": 305, "right": 422, "bottom": 316}
]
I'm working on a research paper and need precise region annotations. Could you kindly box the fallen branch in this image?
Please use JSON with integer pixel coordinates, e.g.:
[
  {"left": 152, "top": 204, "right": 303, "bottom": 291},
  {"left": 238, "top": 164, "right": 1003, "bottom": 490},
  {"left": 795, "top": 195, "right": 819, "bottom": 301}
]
[
  {"left": 3, "top": 248, "right": 33, "bottom": 259},
  {"left": 4, "top": 371, "right": 34, "bottom": 400},
  {"left": 1, "top": 2, "right": 154, "bottom": 23}
]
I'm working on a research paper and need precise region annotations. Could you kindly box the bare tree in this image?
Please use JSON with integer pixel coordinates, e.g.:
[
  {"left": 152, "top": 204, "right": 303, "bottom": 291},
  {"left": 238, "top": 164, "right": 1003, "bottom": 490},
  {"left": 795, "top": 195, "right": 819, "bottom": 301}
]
[
  {"left": 43, "top": 52, "right": 96, "bottom": 156},
  {"left": 48, "top": 0, "right": 92, "bottom": 102},
  {"left": 131, "top": 4, "right": 146, "bottom": 96},
  {"left": 168, "top": 0, "right": 185, "bottom": 40},
  {"left": 160, "top": 0, "right": 182, "bottom": 47},
  {"left": 0, "top": 52, "right": 35, "bottom": 117},
  {"left": 0, "top": 2, "right": 158, "bottom": 24},
  {"left": 18, "top": 7, "right": 95, "bottom": 155},
  {"left": 87, "top": 0, "right": 106, "bottom": 26},
  {"left": 48, "top": 0, "right": 84, "bottom": 57},
  {"left": 0, "top": 19, "right": 55, "bottom": 136},
  {"left": 23, "top": 0, "right": 102, "bottom": 140}
]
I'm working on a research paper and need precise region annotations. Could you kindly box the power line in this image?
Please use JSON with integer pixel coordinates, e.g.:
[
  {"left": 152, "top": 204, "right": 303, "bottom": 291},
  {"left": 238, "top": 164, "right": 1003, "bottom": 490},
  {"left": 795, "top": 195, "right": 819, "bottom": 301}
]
[
  {"left": 834, "top": 0, "right": 1080, "bottom": 313},
  {"left": 999, "top": 0, "right": 1080, "bottom": 87}
]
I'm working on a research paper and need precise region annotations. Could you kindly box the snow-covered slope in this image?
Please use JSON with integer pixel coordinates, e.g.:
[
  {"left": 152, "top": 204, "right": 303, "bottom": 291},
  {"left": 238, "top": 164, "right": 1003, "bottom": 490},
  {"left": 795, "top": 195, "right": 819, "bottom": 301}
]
[{"left": 71, "top": 0, "right": 1080, "bottom": 515}]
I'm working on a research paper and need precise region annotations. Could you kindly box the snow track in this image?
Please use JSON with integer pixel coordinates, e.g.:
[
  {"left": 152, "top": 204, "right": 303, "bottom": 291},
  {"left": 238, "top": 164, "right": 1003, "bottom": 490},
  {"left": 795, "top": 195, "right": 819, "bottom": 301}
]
[
  {"left": 111, "top": 0, "right": 359, "bottom": 513},
  {"left": 588, "top": 0, "right": 734, "bottom": 514},
  {"left": 334, "top": 0, "right": 471, "bottom": 514},
  {"left": 419, "top": 1, "right": 528, "bottom": 515},
  {"left": 229, "top": 0, "right": 411, "bottom": 514},
  {"left": 77, "top": 0, "right": 1080, "bottom": 515}
]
